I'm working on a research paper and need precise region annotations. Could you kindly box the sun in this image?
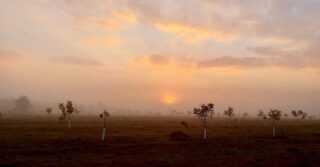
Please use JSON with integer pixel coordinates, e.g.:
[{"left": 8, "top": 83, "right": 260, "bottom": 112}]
[{"left": 163, "top": 94, "right": 177, "bottom": 105}]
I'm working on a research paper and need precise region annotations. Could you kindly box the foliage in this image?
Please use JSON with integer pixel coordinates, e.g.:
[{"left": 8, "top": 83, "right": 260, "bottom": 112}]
[
  {"left": 66, "top": 101, "right": 74, "bottom": 115},
  {"left": 193, "top": 103, "right": 214, "bottom": 121},
  {"left": 224, "top": 107, "right": 235, "bottom": 118},
  {"left": 268, "top": 109, "right": 282, "bottom": 121},
  {"left": 58, "top": 103, "right": 67, "bottom": 120},
  {"left": 100, "top": 110, "right": 110, "bottom": 118},
  {"left": 258, "top": 110, "right": 268, "bottom": 120},
  {"left": 291, "top": 110, "right": 307, "bottom": 120}
]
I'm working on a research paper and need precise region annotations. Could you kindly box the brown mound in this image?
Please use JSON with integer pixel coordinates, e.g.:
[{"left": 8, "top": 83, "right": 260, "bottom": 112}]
[{"left": 169, "top": 131, "right": 191, "bottom": 141}]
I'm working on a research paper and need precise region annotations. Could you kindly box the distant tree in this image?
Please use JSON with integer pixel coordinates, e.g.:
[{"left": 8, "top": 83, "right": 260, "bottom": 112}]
[
  {"left": 224, "top": 107, "right": 235, "bottom": 126},
  {"left": 58, "top": 103, "right": 67, "bottom": 121},
  {"left": 291, "top": 110, "right": 307, "bottom": 120},
  {"left": 268, "top": 109, "right": 282, "bottom": 138},
  {"left": 14, "top": 96, "right": 32, "bottom": 113},
  {"left": 180, "top": 121, "right": 189, "bottom": 129},
  {"left": 291, "top": 110, "right": 298, "bottom": 119},
  {"left": 298, "top": 110, "right": 307, "bottom": 120},
  {"left": 193, "top": 103, "right": 214, "bottom": 140},
  {"left": 46, "top": 108, "right": 52, "bottom": 115},
  {"left": 100, "top": 110, "right": 110, "bottom": 141},
  {"left": 58, "top": 101, "right": 75, "bottom": 129},
  {"left": 243, "top": 112, "right": 249, "bottom": 118}
]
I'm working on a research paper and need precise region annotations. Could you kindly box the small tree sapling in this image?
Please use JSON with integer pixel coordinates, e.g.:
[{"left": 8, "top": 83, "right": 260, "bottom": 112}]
[
  {"left": 58, "top": 101, "right": 75, "bottom": 129},
  {"left": 224, "top": 107, "right": 235, "bottom": 126},
  {"left": 268, "top": 109, "right": 282, "bottom": 138},
  {"left": 100, "top": 110, "right": 110, "bottom": 141},
  {"left": 193, "top": 103, "right": 214, "bottom": 140}
]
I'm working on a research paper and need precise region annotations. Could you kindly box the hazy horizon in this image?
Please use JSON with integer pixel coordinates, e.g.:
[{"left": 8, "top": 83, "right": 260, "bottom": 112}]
[{"left": 1, "top": 0, "right": 320, "bottom": 115}]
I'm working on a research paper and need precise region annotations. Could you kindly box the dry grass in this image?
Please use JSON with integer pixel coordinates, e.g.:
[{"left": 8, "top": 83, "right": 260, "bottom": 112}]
[{"left": 1, "top": 116, "right": 320, "bottom": 167}]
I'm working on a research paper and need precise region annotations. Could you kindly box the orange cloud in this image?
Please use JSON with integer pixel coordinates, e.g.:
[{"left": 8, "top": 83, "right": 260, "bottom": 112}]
[
  {"left": 154, "top": 22, "right": 238, "bottom": 44},
  {"left": 50, "top": 56, "right": 105, "bottom": 67}
]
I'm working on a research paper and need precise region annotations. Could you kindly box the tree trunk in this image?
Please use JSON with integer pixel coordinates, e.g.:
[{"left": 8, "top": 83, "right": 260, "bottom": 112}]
[
  {"left": 102, "top": 117, "right": 106, "bottom": 141},
  {"left": 203, "top": 119, "right": 207, "bottom": 140},
  {"left": 102, "top": 127, "right": 106, "bottom": 141},
  {"left": 272, "top": 120, "right": 276, "bottom": 138},
  {"left": 68, "top": 114, "right": 71, "bottom": 129}
]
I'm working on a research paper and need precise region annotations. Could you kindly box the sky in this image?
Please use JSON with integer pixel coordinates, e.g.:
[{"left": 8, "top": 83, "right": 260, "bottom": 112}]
[{"left": 1, "top": 0, "right": 320, "bottom": 115}]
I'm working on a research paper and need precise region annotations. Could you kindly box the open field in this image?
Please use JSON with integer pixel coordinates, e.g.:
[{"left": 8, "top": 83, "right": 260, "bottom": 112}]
[{"left": 1, "top": 116, "right": 320, "bottom": 167}]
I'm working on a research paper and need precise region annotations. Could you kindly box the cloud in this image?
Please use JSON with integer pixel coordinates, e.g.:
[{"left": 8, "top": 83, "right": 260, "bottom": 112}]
[
  {"left": 154, "top": 22, "right": 237, "bottom": 43},
  {"left": 50, "top": 56, "right": 105, "bottom": 67},
  {"left": 48, "top": 0, "right": 136, "bottom": 30},
  {"left": 148, "top": 55, "right": 170, "bottom": 65},
  {"left": 136, "top": 53, "right": 320, "bottom": 70},
  {"left": 247, "top": 46, "right": 282, "bottom": 56},
  {"left": 0, "top": 50, "right": 25, "bottom": 60},
  {"left": 196, "top": 56, "right": 265, "bottom": 68}
]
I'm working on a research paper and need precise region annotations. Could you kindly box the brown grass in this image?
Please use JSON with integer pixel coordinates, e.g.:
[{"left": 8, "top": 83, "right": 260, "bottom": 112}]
[{"left": 1, "top": 116, "right": 320, "bottom": 167}]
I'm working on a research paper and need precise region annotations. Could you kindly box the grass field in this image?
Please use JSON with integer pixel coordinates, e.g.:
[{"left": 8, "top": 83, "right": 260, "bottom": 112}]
[{"left": 1, "top": 116, "right": 320, "bottom": 167}]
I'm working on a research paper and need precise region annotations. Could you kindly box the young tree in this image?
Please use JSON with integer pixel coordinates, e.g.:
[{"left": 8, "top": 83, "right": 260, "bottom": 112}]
[
  {"left": 100, "top": 110, "right": 110, "bottom": 141},
  {"left": 268, "top": 109, "right": 282, "bottom": 138},
  {"left": 193, "top": 103, "right": 214, "bottom": 140},
  {"left": 224, "top": 107, "right": 235, "bottom": 126},
  {"left": 58, "top": 101, "right": 75, "bottom": 129},
  {"left": 46, "top": 108, "right": 52, "bottom": 115}
]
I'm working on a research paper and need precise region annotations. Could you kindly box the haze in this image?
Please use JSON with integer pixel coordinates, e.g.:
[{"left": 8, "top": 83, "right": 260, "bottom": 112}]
[{"left": 1, "top": 0, "right": 320, "bottom": 114}]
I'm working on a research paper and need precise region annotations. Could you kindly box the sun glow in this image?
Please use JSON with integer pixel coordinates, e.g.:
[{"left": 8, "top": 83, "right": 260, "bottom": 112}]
[{"left": 163, "top": 94, "right": 177, "bottom": 105}]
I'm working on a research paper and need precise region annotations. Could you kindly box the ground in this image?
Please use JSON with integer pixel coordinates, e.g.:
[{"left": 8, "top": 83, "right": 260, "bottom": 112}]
[{"left": 1, "top": 116, "right": 320, "bottom": 167}]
